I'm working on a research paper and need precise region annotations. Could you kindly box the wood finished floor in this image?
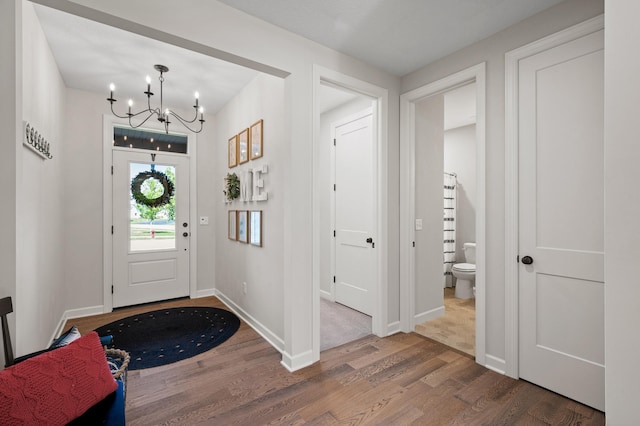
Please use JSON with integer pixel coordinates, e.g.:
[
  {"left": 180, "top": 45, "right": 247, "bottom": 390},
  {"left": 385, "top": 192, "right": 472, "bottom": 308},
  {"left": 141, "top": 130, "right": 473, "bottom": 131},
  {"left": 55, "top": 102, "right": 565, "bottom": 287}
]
[
  {"left": 415, "top": 288, "right": 476, "bottom": 356},
  {"left": 66, "top": 297, "right": 605, "bottom": 425}
]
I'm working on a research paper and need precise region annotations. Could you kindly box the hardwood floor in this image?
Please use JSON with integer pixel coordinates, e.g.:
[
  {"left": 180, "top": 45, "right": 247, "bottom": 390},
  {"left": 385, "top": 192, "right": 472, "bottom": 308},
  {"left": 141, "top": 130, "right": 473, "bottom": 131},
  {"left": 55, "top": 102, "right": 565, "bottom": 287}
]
[
  {"left": 415, "top": 288, "right": 475, "bottom": 356},
  {"left": 67, "top": 297, "right": 605, "bottom": 425}
]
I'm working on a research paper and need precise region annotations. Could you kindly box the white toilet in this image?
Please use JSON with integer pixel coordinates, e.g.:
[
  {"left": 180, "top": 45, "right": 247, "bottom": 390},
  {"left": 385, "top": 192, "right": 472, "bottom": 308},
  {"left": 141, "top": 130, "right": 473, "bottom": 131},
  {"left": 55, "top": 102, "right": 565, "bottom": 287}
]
[{"left": 452, "top": 242, "right": 476, "bottom": 299}]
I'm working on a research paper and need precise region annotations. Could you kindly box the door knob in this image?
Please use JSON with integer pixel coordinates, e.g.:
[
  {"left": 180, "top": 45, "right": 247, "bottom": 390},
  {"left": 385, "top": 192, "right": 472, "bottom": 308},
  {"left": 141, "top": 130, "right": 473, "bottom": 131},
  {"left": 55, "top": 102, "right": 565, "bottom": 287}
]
[
  {"left": 183, "top": 232, "right": 189, "bottom": 237},
  {"left": 183, "top": 222, "right": 188, "bottom": 228},
  {"left": 521, "top": 256, "right": 533, "bottom": 265},
  {"left": 366, "top": 237, "right": 373, "bottom": 243}
]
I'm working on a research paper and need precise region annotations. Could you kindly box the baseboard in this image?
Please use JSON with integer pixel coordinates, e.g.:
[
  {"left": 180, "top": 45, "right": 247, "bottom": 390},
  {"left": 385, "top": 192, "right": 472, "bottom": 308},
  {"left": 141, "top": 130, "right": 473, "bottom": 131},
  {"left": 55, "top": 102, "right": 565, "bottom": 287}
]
[
  {"left": 214, "top": 289, "right": 285, "bottom": 353},
  {"left": 51, "top": 305, "right": 104, "bottom": 343},
  {"left": 386, "top": 321, "right": 401, "bottom": 335},
  {"left": 484, "top": 354, "right": 506, "bottom": 375},
  {"left": 280, "top": 349, "right": 314, "bottom": 372},
  {"left": 319, "top": 289, "right": 333, "bottom": 301},
  {"left": 195, "top": 288, "right": 216, "bottom": 298},
  {"left": 414, "top": 305, "right": 445, "bottom": 326}
]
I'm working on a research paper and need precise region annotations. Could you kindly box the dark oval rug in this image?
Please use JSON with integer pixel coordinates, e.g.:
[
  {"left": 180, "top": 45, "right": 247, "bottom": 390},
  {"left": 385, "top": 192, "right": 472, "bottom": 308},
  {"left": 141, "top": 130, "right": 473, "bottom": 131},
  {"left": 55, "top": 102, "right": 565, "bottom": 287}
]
[{"left": 94, "top": 307, "right": 240, "bottom": 370}]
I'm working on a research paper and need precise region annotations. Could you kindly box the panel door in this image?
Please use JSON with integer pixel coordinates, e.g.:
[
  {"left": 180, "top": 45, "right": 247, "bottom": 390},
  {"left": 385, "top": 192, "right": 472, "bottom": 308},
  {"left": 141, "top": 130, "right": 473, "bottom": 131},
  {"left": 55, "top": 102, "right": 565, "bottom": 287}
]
[
  {"left": 112, "top": 150, "right": 190, "bottom": 307},
  {"left": 334, "top": 110, "right": 375, "bottom": 315},
  {"left": 518, "top": 30, "right": 604, "bottom": 410}
]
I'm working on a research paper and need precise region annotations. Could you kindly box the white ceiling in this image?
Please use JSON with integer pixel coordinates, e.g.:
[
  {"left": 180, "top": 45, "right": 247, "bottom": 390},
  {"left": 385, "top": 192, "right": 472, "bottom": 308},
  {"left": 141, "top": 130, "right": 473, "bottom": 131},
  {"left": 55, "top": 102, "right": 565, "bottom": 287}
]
[
  {"left": 218, "top": 0, "right": 567, "bottom": 76},
  {"left": 33, "top": 4, "right": 259, "bottom": 115},
  {"left": 33, "top": 0, "right": 566, "bottom": 117}
]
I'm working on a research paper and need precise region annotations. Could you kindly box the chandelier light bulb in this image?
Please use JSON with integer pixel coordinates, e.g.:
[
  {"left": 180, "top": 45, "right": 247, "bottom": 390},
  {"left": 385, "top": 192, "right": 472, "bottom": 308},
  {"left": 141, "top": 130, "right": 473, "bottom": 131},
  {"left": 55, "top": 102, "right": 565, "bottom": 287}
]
[
  {"left": 146, "top": 75, "right": 151, "bottom": 84},
  {"left": 194, "top": 91, "right": 199, "bottom": 99}
]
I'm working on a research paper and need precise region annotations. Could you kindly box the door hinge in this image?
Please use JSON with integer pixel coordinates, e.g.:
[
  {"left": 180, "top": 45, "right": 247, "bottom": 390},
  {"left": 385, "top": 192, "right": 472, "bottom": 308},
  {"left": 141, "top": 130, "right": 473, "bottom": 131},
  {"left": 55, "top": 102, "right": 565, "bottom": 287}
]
[
  {"left": 333, "top": 138, "right": 336, "bottom": 146},
  {"left": 111, "top": 285, "right": 114, "bottom": 294},
  {"left": 333, "top": 276, "right": 336, "bottom": 283},
  {"left": 111, "top": 225, "right": 114, "bottom": 235},
  {"left": 333, "top": 184, "right": 336, "bottom": 191},
  {"left": 413, "top": 241, "right": 415, "bottom": 248},
  {"left": 517, "top": 255, "right": 520, "bottom": 263},
  {"left": 111, "top": 165, "right": 113, "bottom": 175},
  {"left": 333, "top": 230, "right": 336, "bottom": 237}
]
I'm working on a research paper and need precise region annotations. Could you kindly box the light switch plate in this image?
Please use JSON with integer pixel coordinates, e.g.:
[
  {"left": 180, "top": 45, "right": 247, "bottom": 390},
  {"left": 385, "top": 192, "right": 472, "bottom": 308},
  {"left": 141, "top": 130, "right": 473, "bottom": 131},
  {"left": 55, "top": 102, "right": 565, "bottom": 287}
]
[{"left": 415, "top": 219, "right": 423, "bottom": 230}]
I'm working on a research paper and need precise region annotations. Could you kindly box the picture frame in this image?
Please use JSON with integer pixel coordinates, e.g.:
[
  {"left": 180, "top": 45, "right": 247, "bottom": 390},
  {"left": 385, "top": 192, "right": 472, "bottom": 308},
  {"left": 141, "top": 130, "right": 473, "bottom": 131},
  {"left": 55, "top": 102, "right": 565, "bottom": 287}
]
[
  {"left": 250, "top": 210, "right": 262, "bottom": 247},
  {"left": 250, "top": 119, "right": 263, "bottom": 160},
  {"left": 228, "top": 210, "right": 237, "bottom": 240},
  {"left": 238, "top": 128, "right": 249, "bottom": 164},
  {"left": 237, "top": 210, "right": 248, "bottom": 243},
  {"left": 228, "top": 135, "right": 238, "bottom": 168}
]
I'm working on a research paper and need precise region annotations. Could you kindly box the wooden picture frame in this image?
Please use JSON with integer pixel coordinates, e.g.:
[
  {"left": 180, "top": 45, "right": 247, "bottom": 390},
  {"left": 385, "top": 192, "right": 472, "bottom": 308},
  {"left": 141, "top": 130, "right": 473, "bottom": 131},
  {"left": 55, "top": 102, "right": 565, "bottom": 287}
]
[
  {"left": 250, "top": 210, "right": 262, "bottom": 247},
  {"left": 228, "top": 135, "right": 238, "bottom": 168},
  {"left": 228, "top": 210, "right": 237, "bottom": 240},
  {"left": 237, "top": 210, "right": 248, "bottom": 243},
  {"left": 250, "top": 119, "right": 263, "bottom": 160},
  {"left": 238, "top": 128, "right": 249, "bottom": 164}
]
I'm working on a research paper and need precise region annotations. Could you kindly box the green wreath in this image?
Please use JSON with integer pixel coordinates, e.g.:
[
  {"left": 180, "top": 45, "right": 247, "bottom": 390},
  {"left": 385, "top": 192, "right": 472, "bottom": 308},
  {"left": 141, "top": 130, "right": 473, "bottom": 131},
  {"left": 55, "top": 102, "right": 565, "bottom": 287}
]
[{"left": 131, "top": 170, "right": 175, "bottom": 208}]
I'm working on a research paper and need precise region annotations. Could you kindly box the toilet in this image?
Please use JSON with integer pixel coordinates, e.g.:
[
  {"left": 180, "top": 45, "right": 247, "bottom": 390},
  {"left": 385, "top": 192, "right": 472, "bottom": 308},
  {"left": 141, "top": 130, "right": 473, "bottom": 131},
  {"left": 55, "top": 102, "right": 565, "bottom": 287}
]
[{"left": 452, "top": 242, "right": 476, "bottom": 299}]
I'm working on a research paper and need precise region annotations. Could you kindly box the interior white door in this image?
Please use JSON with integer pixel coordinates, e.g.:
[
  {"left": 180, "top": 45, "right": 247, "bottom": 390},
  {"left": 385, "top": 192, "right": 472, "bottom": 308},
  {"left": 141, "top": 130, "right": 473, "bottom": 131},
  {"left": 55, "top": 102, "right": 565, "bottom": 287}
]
[
  {"left": 518, "top": 30, "right": 604, "bottom": 410},
  {"left": 334, "top": 109, "right": 375, "bottom": 315},
  {"left": 112, "top": 150, "right": 190, "bottom": 308}
]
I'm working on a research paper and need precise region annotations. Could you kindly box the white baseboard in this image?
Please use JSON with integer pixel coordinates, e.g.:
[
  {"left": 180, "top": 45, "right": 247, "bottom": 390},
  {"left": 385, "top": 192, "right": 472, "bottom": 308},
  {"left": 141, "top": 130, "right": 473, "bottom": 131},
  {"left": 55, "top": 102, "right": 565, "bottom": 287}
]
[
  {"left": 51, "top": 305, "right": 104, "bottom": 344},
  {"left": 214, "top": 289, "right": 285, "bottom": 353},
  {"left": 281, "top": 349, "right": 314, "bottom": 372},
  {"left": 386, "top": 321, "right": 401, "bottom": 335},
  {"left": 319, "top": 289, "right": 333, "bottom": 300},
  {"left": 414, "top": 305, "right": 445, "bottom": 326},
  {"left": 484, "top": 354, "right": 506, "bottom": 375},
  {"left": 195, "top": 288, "right": 216, "bottom": 298}
]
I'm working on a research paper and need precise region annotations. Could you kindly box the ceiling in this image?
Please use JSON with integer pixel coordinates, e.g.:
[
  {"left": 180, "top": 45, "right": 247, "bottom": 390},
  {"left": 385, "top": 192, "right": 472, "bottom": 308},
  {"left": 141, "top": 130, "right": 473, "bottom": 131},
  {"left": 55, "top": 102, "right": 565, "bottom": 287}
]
[
  {"left": 219, "top": 0, "right": 567, "bottom": 76},
  {"left": 33, "top": 0, "right": 565, "bottom": 116}
]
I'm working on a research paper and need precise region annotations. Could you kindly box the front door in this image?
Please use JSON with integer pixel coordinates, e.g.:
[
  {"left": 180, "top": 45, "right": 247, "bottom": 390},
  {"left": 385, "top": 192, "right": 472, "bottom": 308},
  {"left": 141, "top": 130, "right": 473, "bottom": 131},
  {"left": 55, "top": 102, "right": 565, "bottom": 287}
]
[
  {"left": 518, "top": 29, "right": 604, "bottom": 410},
  {"left": 334, "top": 108, "right": 375, "bottom": 315},
  {"left": 112, "top": 150, "right": 190, "bottom": 308}
]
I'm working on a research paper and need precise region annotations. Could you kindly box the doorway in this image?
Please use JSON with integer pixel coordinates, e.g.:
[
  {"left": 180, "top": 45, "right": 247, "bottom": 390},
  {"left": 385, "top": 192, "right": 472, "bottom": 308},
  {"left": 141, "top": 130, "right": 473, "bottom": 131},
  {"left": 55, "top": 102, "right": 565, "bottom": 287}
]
[
  {"left": 400, "top": 63, "right": 487, "bottom": 366},
  {"left": 312, "top": 66, "right": 389, "bottom": 360},
  {"left": 103, "top": 118, "right": 198, "bottom": 311},
  {"left": 413, "top": 83, "right": 477, "bottom": 356}
]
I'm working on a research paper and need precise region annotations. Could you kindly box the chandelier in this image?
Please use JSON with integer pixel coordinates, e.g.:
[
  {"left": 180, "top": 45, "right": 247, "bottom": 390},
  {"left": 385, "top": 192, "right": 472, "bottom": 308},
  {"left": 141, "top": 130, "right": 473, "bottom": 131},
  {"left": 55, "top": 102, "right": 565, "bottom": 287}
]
[{"left": 107, "top": 64, "right": 205, "bottom": 134}]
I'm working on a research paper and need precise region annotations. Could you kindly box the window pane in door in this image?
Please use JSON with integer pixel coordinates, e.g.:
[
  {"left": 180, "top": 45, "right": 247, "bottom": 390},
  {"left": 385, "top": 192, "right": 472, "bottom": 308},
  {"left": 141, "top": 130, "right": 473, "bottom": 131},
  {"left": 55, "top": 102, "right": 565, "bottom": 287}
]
[{"left": 129, "top": 162, "right": 176, "bottom": 251}]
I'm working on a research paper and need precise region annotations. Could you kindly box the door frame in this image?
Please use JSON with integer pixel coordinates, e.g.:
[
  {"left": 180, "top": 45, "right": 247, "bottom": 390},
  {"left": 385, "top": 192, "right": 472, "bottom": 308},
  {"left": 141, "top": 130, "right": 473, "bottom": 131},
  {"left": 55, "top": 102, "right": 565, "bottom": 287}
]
[
  {"left": 102, "top": 114, "right": 198, "bottom": 313},
  {"left": 312, "top": 65, "right": 389, "bottom": 362},
  {"left": 504, "top": 14, "right": 604, "bottom": 378},
  {"left": 399, "top": 62, "right": 487, "bottom": 366},
  {"left": 330, "top": 106, "right": 375, "bottom": 304}
]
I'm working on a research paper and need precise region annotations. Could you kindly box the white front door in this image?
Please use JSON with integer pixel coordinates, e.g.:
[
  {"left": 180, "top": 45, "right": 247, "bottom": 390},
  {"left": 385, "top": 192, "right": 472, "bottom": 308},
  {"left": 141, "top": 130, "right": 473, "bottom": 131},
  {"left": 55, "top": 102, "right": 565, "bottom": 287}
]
[
  {"left": 112, "top": 150, "right": 190, "bottom": 308},
  {"left": 518, "top": 30, "right": 604, "bottom": 410},
  {"left": 334, "top": 109, "right": 375, "bottom": 315}
]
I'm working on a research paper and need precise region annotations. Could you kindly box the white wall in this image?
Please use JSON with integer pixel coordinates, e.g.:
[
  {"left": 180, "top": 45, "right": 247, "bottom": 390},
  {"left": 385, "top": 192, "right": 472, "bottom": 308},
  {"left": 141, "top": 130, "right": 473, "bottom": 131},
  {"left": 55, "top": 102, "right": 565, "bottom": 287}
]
[
  {"left": 214, "top": 74, "right": 286, "bottom": 344},
  {"left": 0, "top": 0, "right": 20, "bottom": 367},
  {"left": 402, "top": 0, "right": 604, "bottom": 362},
  {"left": 414, "top": 95, "right": 444, "bottom": 316},
  {"left": 319, "top": 97, "right": 374, "bottom": 297},
  {"left": 444, "top": 124, "right": 476, "bottom": 264},
  {"left": 17, "top": 2, "right": 67, "bottom": 355},
  {"left": 604, "top": 0, "right": 640, "bottom": 421}
]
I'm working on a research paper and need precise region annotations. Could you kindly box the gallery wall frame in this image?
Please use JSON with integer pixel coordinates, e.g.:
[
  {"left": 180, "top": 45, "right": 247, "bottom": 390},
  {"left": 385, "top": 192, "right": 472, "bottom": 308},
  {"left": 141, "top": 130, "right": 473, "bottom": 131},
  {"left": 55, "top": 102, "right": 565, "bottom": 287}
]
[
  {"left": 250, "top": 119, "right": 263, "bottom": 160},
  {"left": 237, "top": 210, "right": 249, "bottom": 243},
  {"left": 228, "top": 210, "right": 237, "bottom": 240},
  {"left": 250, "top": 210, "right": 262, "bottom": 246},
  {"left": 238, "top": 128, "right": 249, "bottom": 164},
  {"left": 228, "top": 135, "right": 238, "bottom": 168}
]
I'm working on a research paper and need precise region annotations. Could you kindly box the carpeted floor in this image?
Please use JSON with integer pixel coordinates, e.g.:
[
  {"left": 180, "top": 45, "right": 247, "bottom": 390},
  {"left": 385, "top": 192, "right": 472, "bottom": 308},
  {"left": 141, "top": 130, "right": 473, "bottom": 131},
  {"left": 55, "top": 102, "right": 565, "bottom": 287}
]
[
  {"left": 320, "top": 298, "right": 371, "bottom": 351},
  {"left": 415, "top": 287, "right": 475, "bottom": 356}
]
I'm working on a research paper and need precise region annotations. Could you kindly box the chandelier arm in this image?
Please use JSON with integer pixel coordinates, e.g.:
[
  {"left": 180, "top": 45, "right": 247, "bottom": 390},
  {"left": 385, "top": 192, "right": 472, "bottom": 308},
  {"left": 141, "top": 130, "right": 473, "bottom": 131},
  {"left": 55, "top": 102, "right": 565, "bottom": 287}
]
[
  {"left": 167, "top": 112, "right": 205, "bottom": 133},
  {"left": 127, "top": 111, "right": 157, "bottom": 129},
  {"left": 168, "top": 109, "right": 199, "bottom": 124},
  {"left": 109, "top": 103, "right": 132, "bottom": 120}
]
